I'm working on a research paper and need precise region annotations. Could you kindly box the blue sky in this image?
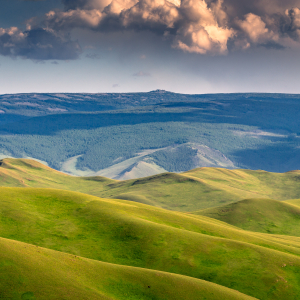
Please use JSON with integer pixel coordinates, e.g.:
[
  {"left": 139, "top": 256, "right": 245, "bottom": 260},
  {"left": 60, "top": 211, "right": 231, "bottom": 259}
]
[{"left": 1, "top": 0, "right": 300, "bottom": 94}]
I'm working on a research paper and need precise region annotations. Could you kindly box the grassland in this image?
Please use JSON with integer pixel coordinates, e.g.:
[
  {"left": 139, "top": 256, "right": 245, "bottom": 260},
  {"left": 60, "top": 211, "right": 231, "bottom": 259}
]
[
  {"left": 196, "top": 198, "right": 300, "bottom": 235},
  {"left": 1, "top": 237, "right": 259, "bottom": 300},
  {"left": 3, "top": 158, "right": 300, "bottom": 211},
  {"left": 2, "top": 159, "right": 300, "bottom": 299},
  {"left": 2, "top": 186, "right": 300, "bottom": 299}
]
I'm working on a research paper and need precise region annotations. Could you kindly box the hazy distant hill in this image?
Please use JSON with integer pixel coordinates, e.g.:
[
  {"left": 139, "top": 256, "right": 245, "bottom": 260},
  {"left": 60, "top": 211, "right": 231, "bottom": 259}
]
[{"left": 1, "top": 91, "right": 300, "bottom": 177}]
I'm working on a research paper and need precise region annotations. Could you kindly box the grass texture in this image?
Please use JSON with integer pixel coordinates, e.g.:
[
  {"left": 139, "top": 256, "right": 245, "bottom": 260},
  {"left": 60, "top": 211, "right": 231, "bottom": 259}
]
[
  {"left": 0, "top": 237, "right": 258, "bottom": 300},
  {"left": 2, "top": 159, "right": 300, "bottom": 299},
  {"left": 1, "top": 187, "right": 300, "bottom": 299},
  {"left": 196, "top": 198, "right": 300, "bottom": 236}
]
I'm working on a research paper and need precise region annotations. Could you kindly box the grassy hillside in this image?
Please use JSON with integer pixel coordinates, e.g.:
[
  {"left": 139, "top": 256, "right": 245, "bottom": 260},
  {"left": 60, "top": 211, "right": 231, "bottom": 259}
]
[
  {"left": 196, "top": 198, "right": 300, "bottom": 236},
  {"left": 3, "top": 158, "right": 300, "bottom": 211},
  {"left": 1, "top": 237, "right": 258, "bottom": 300},
  {"left": 0, "top": 158, "right": 115, "bottom": 194},
  {"left": 285, "top": 199, "right": 300, "bottom": 208},
  {"left": 2, "top": 187, "right": 300, "bottom": 299},
  {"left": 184, "top": 167, "right": 300, "bottom": 201}
]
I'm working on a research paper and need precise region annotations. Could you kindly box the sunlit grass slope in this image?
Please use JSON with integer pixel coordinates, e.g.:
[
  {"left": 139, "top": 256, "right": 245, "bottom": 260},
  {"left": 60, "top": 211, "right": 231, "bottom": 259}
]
[
  {"left": 2, "top": 187, "right": 300, "bottom": 299},
  {"left": 4, "top": 158, "right": 300, "bottom": 211},
  {"left": 184, "top": 167, "right": 300, "bottom": 201},
  {"left": 285, "top": 199, "right": 300, "bottom": 208},
  {"left": 0, "top": 237, "right": 257, "bottom": 300},
  {"left": 0, "top": 158, "right": 115, "bottom": 192},
  {"left": 0, "top": 158, "right": 237, "bottom": 210},
  {"left": 196, "top": 198, "right": 300, "bottom": 236}
]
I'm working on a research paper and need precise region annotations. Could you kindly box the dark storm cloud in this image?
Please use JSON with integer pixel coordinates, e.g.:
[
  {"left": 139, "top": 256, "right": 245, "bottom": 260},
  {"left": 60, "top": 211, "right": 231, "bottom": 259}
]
[
  {"left": 213, "top": 0, "right": 299, "bottom": 17},
  {"left": 284, "top": 7, "right": 300, "bottom": 40},
  {"left": 62, "top": 0, "right": 88, "bottom": 10},
  {"left": 259, "top": 41, "right": 286, "bottom": 50},
  {"left": 0, "top": 27, "right": 80, "bottom": 60},
  {"left": 43, "top": 0, "right": 300, "bottom": 54},
  {"left": 1, "top": 0, "right": 300, "bottom": 59}
]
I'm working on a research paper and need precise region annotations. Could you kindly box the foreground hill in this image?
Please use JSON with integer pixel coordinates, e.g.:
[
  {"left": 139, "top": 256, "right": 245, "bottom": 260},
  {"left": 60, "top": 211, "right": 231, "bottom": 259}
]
[
  {"left": 3, "top": 158, "right": 300, "bottom": 211},
  {"left": 1, "top": 238, "right": 257, "bottom": 300},
  {"left": 2, "top": 187, "right": 300, "bottom": 299}
]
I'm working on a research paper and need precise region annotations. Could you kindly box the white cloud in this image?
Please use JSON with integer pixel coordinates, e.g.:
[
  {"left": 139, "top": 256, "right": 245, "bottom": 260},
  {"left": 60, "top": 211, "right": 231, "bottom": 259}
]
[{"left": 238, "top": 13, "right": 277, "bottom": 44}]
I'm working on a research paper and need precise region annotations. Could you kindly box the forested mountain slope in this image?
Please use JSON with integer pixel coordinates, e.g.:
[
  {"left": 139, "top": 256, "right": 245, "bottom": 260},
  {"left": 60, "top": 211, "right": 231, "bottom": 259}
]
[{"left": 1, "top": 92, "right": 300, "bottom": 177}]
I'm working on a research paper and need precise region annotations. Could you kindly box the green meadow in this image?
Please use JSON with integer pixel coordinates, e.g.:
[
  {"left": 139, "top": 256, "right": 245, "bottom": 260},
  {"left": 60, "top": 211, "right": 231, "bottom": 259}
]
[
  {"left": 3, "top": 158, "right": 300, "bottom": 210},
  {"left": 196, "top": 198, "right": 300, "bottom": 236},
  {"left": 2, "top": 159, "right": 300, "bottom": 299},
  {"left": 0, "top": 237, "right": 257, "bottom": 300}
]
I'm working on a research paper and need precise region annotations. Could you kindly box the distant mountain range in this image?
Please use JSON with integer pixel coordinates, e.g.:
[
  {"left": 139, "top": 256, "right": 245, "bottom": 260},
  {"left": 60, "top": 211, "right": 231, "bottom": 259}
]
[{"left": 0, "top": 91, "right": 300, "bottom": 177}]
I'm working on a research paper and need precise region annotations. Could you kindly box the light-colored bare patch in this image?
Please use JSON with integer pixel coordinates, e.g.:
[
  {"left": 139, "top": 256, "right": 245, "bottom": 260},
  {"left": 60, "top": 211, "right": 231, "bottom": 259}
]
[
  {"left": 191, "top": 143, "right": 236, "bottom": 169},
  {"left": 117, "top": 161, "right": 167, "bottom": 180},
  {"left": 31, "top": 94, "right": 50, "bottom": 100},
  {"left": 61, "top": 155, "right": 94, "bottom": 177},
  {"left": 14, "top": 102, "right": 42, "bottom": 107},
  {"left": 60, "top": 143, "right": 236, "bottom": 179},
  {"left": 0, "top": 110, "right": 5, "bottom": 114},
  {"left": 47, "top": 107, "right": 68, "bottom": 112},
  {"left": 232, "top": 130, "right": 288, "bottom": 138},
  {"left": 54, "top": 94, "right": 71, "bottom": 99}
]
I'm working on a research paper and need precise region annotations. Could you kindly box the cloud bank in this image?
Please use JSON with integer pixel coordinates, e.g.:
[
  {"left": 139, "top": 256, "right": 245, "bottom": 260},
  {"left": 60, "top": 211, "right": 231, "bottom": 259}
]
[{"left": 1, "top": 0, "right": 300, "bottom": 59}]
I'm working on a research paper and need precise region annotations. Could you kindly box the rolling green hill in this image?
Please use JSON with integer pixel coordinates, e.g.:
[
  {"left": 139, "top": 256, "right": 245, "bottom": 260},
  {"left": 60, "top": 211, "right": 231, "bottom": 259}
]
[
  {"left": 1, "top": 237, "right": 258, "bottom": 300},
  {"left": 2, "top": 187, "right": 300, "bottom": 299},
  {"left": 3, "top": 158, "right": 300, "bottom": 211},
  {"left": 196, "top": 198, "right": 300, "bottom": 236},
  {"left": 184, "top": 167, "right": 300, "bottom": 201},
  {"left": 3, "top": 160, "right": 300, "bottom": 298}
]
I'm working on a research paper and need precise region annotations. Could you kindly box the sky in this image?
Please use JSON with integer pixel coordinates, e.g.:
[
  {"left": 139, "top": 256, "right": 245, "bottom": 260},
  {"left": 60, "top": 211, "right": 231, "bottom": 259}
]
[{"left": 1, "top": 0, "right": 300, "bottom": 94}]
